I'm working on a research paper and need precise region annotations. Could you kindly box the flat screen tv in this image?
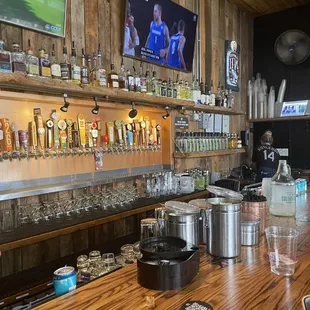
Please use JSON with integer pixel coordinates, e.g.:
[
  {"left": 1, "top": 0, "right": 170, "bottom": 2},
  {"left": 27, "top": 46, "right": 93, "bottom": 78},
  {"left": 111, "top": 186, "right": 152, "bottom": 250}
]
[
  {"left": 123, "top": 0, "right": 198, "bottom": 73},
  {"left": 0, "top": 0, "right": 67, "bottom": 37}
]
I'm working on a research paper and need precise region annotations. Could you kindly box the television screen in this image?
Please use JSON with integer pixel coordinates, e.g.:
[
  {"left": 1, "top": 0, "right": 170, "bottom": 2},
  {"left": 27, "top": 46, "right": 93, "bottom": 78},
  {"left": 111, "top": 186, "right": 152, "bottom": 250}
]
[
  {"left": 123, "top": 0, "right": 198, "bottom": 72},
  {"left": 0, "top": 0, "right": 67, "bottom": 37}
]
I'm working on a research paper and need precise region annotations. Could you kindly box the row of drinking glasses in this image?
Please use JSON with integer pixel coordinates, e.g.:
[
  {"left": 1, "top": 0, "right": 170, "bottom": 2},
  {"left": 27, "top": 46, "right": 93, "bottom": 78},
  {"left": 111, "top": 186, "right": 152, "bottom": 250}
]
[
  {"left": 18, "top": 186, "right": 138, "bottom": 226},
  {"left": 144, "top": 171, "right": 181, "bottom": 198},
  {"left": 76, "top": 243, "right": 141, "bottom": 282}
]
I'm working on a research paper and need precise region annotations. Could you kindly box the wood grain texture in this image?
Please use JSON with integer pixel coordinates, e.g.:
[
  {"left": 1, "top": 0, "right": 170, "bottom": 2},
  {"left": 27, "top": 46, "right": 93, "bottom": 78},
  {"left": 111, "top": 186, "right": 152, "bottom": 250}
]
[
  {"left": 229, "top": 0, "right": 310, "bottom": 16},
  {"left": 37, "top": 201, "right": 310, "bottom": 310}
]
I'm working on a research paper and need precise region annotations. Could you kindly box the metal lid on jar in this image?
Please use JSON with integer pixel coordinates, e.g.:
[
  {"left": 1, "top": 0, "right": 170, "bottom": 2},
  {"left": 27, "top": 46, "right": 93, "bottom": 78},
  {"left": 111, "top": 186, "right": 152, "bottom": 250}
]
[
  {"left": 207, "top": 185, "right": 243, "bottom": 201},
  {"left": 165, "top": 201, "right": 200, "bottom": 214},
  {"left": 189, "top": 199, "right": 208, "bottom": 210},
  {"left": 206, "top": 197, "right": 241, "bottom": 212}
]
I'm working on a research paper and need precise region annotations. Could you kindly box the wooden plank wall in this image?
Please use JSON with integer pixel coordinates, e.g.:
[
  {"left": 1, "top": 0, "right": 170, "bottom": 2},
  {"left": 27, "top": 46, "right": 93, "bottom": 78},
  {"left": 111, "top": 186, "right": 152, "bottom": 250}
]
[
  {"left": 174, "top": 0, "right": 253, "bottom": 173},
  {"left": 0, "top": 0, "right": 253, "bottom": 299}
]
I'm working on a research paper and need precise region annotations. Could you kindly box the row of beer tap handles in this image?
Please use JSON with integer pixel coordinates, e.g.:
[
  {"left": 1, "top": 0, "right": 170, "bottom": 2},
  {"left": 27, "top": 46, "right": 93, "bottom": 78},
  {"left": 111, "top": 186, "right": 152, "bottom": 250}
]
[{"left": 0, "top": 109, "right": 162, "bottom": 162}]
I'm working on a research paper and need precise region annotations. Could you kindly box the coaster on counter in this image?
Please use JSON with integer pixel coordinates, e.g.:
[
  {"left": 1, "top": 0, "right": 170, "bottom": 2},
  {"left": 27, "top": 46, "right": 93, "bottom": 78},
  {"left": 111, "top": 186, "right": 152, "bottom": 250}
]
[{"left": 181, "top": 301, "right": 214, "bottom": 310}]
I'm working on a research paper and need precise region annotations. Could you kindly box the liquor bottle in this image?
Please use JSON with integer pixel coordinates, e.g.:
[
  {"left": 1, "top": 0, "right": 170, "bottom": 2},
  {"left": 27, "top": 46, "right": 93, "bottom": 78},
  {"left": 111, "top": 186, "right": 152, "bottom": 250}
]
[
  {"left": 12, "top": 43, "right": 27, "bottom": 74},
  {"left": 26, "top": 40, "right": 39, "bottom": 77},
  {"left": 200, "top": 79, "right": 205, "bottom": 104},
  {"left": 180, "top": 80, "right": 186, "bottom": 99},
  {"left": 173, "top": 75, "right": 179, "bottom": 99},
  {"left": 185, "top": 81, "right": 191, "bottom": 100},
  {"left": 71, "top": 41, "right": 81, "bottom": 84},
  {"left": 60, "top": 41, "right": 71, "bottom": 81},
  {"left": 39, "top": 49, "right": 51, "bottom": 78},
  {"left": 80, "top": 48, "right": 89, "bottom": 85},
  {"left": 90, "top": 52, "right": 97, "bottom": 86},
  {"left": 205, "top": 81, "right": 210, "bottom": 105},
  {"left": 119, "top": 58, "right": 127, "bottom": 90},
  {"left": 167, "top": 77, "right": 173, "bottom": 98},
  {"left": 87, "top": 54, "right": 93, "bottom": 81},
  {"left": 51, "top": 44, "right": 61, "bottom": 79},
  {"left": 0, "top": 40, "right": 12, "bottom": 73},
  {"left": 160, "top": 79, "right": 167, "bottom": 97},
  {"left": 133, "top": 66, "right": 141, "bottom": 92},
  {"left": 127, "top": 69, "right": 135, "bottom": 91},
  {"left": 209, "top": 80, "right": 216, "bottom": 106},
  {"left": 140, "top": 63, "right": 146, "bottom": 93},
  {"left": 107, "top": 64, "right": 119, "bottom": 88},
  {"left": 146, "top": 66, "right": 152, "bottom": 95},
  {"left": 152, "top": 70, "right": 159, "bottom": 96},
  {"left": 95, "top": 44, "right": 107, "bottom": 87}
]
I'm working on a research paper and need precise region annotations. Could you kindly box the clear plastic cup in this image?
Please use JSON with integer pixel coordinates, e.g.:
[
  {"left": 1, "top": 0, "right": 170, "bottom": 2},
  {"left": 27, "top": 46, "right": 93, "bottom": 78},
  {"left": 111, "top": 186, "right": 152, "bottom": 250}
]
[{"left": 265, "top": 226, "right": 298, "bottom": 276}]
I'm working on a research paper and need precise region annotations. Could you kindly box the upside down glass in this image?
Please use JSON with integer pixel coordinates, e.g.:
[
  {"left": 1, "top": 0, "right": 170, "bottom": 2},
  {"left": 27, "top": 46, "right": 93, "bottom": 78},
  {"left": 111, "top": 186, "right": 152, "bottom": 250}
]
[{"left": 265, "top": 226, "right": 298, "bottom": 276}]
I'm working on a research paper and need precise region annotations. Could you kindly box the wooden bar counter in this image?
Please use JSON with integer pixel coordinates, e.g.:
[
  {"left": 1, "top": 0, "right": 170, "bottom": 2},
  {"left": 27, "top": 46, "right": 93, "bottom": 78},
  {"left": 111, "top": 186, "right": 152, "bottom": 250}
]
[{"left": 37, "top": 195, "right": 310, "bottom": 310}]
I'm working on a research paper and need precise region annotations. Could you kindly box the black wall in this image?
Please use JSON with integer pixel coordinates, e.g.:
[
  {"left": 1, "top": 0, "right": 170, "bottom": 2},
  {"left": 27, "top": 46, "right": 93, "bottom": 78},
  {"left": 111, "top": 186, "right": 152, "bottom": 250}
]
[
  {"left": 254, "top": 4, "right": 310, "bottom": 101},
  {"left": 253, "top": 4, "right": 310, "bottom": 170}
]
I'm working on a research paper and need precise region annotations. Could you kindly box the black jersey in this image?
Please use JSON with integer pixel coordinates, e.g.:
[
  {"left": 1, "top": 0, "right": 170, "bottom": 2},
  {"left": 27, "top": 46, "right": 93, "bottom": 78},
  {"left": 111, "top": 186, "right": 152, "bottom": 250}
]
[{"left": 252, "top": 145, "right": 280, "bottom": 170}]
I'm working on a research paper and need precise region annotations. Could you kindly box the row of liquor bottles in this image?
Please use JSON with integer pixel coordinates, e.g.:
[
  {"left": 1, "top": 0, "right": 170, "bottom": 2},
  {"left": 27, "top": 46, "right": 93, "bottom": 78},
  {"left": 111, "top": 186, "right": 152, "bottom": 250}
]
[
  {"left": 175, "top": 132, "right": 242, "bottom": 153},
  {"left": 0, "top": 39, "right": 234, "bottom": 107},
  {"left": 0, "top": 111, "right": 161, "bottom": 161}
]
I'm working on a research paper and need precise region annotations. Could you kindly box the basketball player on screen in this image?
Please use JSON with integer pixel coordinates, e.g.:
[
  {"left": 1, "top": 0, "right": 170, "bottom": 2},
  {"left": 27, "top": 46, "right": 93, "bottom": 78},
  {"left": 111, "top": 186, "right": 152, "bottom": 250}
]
[
  {"left": 145, "top": 4, "right": 170, "bottom": 64},
  {"left": 165, "top": 20, "right": 186, "bottom": 70},
  {"left": 124, "top": 1, "right": 139, "bottom": 56}
]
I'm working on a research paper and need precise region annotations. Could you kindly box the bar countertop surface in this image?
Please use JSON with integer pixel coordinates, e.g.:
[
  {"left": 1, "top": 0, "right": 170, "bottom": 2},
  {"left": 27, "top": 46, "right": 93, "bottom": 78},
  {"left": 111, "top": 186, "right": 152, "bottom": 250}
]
[{"left": 37, "top": 195, "right": 310, "bottom": 310}]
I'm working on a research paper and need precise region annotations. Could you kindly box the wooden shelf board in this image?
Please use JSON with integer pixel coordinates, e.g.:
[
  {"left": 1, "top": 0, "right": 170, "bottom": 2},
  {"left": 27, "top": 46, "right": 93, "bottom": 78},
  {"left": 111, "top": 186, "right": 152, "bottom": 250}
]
[
  {"left": 174, "top": 148, "right": 246, "bottom": 158},
  {"left": 0, "top": 190, "right": 207, "bottom": 253},
  {"left": 189, "top": 104, "right": 245, "bottom": 115},
  {"left": 0, "top": 73, "right": 194, "bottom": 109},
  {"left": 248, "top": 116, "right": 310, "bottom": 123}
]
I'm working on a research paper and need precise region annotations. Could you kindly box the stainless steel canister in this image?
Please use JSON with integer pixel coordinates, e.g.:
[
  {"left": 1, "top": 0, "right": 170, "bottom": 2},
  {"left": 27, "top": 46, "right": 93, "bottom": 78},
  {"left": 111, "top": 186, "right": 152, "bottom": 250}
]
[
  {"left": 206, "top": 198, "right": 241, "bottom": 258},
  {"left": 241, "top": 201, "right": 267, "bottom": 235},
  {"left": 165, "top": 212, "right": 199, "bottom": 247},
  {"left": 241, "top": 214, "right": 260, "bottom": 246},
  {"left": 189, "top": 199, "right": 208, "bottom": 245}
]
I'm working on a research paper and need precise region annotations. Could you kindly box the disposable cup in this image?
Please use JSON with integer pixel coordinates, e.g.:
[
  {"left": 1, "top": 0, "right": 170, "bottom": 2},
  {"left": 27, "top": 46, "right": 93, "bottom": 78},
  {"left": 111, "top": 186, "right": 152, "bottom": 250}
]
[{"left": 265, "top": 226, "right": 298, "bottom": 276}]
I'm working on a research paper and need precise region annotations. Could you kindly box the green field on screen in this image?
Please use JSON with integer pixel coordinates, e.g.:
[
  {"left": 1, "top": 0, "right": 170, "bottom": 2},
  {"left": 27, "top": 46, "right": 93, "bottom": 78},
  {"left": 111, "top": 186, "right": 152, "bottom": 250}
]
[{"left": 0, "top": 0, "right": 66, "bottom": 37}]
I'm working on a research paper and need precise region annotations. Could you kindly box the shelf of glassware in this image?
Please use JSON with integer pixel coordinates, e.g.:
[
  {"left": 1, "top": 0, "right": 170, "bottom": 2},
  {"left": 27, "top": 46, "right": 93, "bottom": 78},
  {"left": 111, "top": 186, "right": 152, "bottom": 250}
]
[
  {"left": 248, "top": 116, "right": 310, "bottom": 123},
  {"left": 173, "top": 148, "right": 246, "bottom": 158}
]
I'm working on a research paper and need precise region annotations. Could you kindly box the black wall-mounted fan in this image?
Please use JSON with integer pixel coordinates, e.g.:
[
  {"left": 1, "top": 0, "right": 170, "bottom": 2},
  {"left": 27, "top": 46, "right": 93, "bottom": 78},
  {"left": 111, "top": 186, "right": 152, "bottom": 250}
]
[{"left": 274, "top": 30, "right": 310, "bottom": 65}]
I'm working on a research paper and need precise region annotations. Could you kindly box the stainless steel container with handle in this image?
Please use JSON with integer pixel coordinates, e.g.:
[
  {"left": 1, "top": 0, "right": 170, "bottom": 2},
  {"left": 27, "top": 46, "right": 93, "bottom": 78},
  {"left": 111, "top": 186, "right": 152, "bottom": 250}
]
[
  {"left": 164, "top": 201, "right": 200, "bottom": 247},
  {"left": 206, "top": 186, "right": 243, "bottom": 258},
  {"left": 189, "top": 199, "right": 208, "bottom": 245}
]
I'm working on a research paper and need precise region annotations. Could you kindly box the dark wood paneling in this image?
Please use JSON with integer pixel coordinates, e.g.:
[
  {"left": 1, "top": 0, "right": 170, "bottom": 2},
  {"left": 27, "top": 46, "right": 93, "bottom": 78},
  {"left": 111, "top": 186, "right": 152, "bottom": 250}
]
[{"left": 229, "top": 0, "right": 310, "bottom": 16}]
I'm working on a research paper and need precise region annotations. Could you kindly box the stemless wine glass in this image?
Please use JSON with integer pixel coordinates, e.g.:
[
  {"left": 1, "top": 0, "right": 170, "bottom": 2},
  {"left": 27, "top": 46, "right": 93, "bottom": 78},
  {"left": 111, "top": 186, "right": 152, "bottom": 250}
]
[
  {"left": 120, "top": 244, "right": 135, "bottom": 265},
  {"left": 102, "top": 253, "right": 115, "bottom": 271}
]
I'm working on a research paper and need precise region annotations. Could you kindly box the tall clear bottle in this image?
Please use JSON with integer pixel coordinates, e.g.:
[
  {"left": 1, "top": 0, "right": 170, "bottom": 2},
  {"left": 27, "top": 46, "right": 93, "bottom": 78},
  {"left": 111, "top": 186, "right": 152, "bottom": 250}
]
[
  {"left": 140, "top": 62, "right": 147, "bottom": 93},
  {"left": 95, "top": 44, "right": 107, "bottom": 87},
  {"left": 146, "top": 66, "right": 152, "bottom": 95},
  {"left": 60, "top": 41, "right": 71, "bottom": 81},
  {"left": 26, "top": 40, "right": 39, "bottom": 77},
  {"left": 119, "top": 58, "right": 127, "bottom": 91},
  {"left": 269, "top": 160, "right": 296, "bottom": 217},
  {"left": 152, "top": 70, "right": 159, "bottom": 96},
  {"left": 0, "top": 40, "right": 12, "bottom": 73},
  {"left": 51, "top": 44, "right": 61, "bottom": 79},
  {"left": 71, "top": 42, "right": 81, "bottom": 84},
  {"left": 90, "top": 52, "right": 97, "bottom": 86},
  {"left": 80, "top": 49, "right": 89, "bottom": 85}
]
